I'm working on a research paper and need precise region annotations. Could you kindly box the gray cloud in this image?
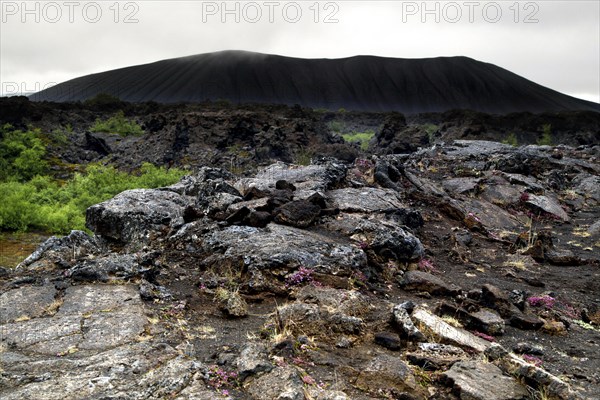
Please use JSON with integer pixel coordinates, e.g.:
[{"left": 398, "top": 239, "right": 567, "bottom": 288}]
[{"left": 1, "top": 0, "right": 598, "bottom": 102}]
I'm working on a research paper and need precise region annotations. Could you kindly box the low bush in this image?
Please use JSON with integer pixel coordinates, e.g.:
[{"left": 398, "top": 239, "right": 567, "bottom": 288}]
[
  {"left": 537, "top": 124, "right": 553, "bottom": 146},
  {"left": 502, "top": 132, "right": 519, "bottom": 147},
  {"left": 0, "top": 163, "right": 186, "bottom": 233},
  {"left": 91, "top": 110, "right": 144, "bottom": 137},
  {"left": 0, "top": 124, "right": 48, "bottom": 181}
]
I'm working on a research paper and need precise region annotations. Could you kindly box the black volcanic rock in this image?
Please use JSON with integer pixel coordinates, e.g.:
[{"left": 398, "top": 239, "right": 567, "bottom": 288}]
[{"left": 31, "top": 50, "right": 599, "bottom": 114}]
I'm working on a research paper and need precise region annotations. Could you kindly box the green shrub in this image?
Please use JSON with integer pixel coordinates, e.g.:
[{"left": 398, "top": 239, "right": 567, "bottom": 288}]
[
  {"left": 293, "top": 147, "right": 313, "bottom": 166},
  {"left": 0, "top": 181, "right": 38, "bottom": 231},
  {"left": 49, "top": 125, "right": 71, "bottom": 145},
  {"left": 502, "top": 132, "right": 518, "bottom": 147},
  {"left": 91, "top": 111, "right": 144, "bottom": 137},
  {"left": 0, "top": 124, "right": 47, "bottom": 181},
  {"left": 341, "top": 130, "right": 375, "bottom": 151},
  {"left": 423, "top": 124, "right": 438, "bottom": 143},
  {"left": 537, "top": 124, "right": 553, "bottom": 146},
  {"left": 0, "top": 163, "right": 186, "bottom": 233}
]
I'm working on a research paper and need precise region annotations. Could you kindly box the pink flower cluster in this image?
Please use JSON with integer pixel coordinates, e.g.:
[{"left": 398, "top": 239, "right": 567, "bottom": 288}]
[
  {"left": 286, "top": 266, "right": 314, "bottom": 287},
  {"left": 206, "top": 365, "right": 238, "bottom": 392},
  {"left": 467, "top": 212, "right": 481, "bottom": 222},
  {"left": 418, "top": 258, "right": 439, "bottom": 274},
  {"left": 472, "top": 331, "right": 496, "bottom": 342},
  {"left": 522, "top": 354, "right": 543, "bottom": 367},
  {"left": 527, "top": 295, "right": 556, "bottom": 309},
  {"left": 302, "top": 375, "right": 317, "bottom": 385}
]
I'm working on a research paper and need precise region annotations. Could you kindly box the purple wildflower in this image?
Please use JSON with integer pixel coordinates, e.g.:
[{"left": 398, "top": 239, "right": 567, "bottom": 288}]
[
  {"left": 522, "top": 354, "right": 543, "bottom": 367},
  {"left": 473, "top": 331, "right": 496, "bottom": 342},
  {"left": 527, "top": 295, "right": 556, "bottom": 309},
  {"left": 302, "top": 375, "right": 317, "bottom": 385},
  {"left": 286, "top": 267, "right": 313, "bottom": 287}
]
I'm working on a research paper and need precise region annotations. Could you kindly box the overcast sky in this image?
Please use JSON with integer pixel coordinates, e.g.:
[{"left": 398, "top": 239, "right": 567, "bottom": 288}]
[{"left": 1, "top": 0, "right": 599, "bottom": 103}]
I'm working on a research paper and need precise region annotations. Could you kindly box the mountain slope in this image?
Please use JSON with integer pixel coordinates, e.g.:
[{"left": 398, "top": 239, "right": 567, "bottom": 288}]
[{"left": 31, "top": 50, "right": 600, "bottom": 114}]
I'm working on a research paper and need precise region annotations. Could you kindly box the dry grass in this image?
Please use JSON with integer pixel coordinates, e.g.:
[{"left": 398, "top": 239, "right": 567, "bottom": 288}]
[
  {"left": 572, "top": 226, "right": 591, "bottom": 238},
  {"left": 43, "top": 298, "right": 64, "bottom": 316},
  {"left": 504, "top": 260, "right": 527, "bottom": 270},
  {"left": 196, "top": 325, "right": 217, "bottom": 339},
  {"left": 441, "top": 315, "right": 463, "bottom": 328}
]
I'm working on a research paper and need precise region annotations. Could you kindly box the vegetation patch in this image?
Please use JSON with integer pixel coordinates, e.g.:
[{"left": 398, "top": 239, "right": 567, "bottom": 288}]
[
  {"left": 537, "top": 124, "right": 553, "bottom": 146},
  {"left": 0, "top": 124, "right": 48, "bottom": 181},
  {"left": 502, "top": 132, "right": 519, "bottom": 147},
  {"left": 1, "top": 123, "right": 186, "bottom": 234},
  {"left": 91, "top": 110, "right": 144, "bottom": 137},
  {"left": 341, "top": 130, "right": 375, "bottom": 151},
  {"left": 0, "top": 163, "right": 185, "bottom": 233}
]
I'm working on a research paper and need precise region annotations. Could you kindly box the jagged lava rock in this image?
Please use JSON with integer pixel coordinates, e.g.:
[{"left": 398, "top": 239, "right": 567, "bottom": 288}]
[{"left": 86, "top": 189, "right": 189, "bottom": 244}]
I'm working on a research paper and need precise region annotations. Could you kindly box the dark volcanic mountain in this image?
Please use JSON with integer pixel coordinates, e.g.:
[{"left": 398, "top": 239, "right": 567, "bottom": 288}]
[{"left": 31, "top": 50, "right": 599, "bottom": 114}]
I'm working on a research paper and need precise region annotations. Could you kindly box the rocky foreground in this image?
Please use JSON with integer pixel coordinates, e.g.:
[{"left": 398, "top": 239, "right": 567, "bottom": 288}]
[{"left": 1, "top": 140, "right": 599, "bottom": 399}]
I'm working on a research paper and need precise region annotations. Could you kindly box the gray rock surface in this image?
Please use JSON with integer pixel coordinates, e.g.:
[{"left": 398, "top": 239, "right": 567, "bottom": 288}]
[
  {"left": 0, "top": 284, "right": 209, "bottom": 400},
  {"left": 236, "top": 342, "right": 273, "bottom": 380},
  {"left": 354, "top": 354, "right": 419, "bottom": 394},
  {"left": 443, "top": 360, "right": 529, "bottom": 400},
  {"left": 526, "top": 194, "right": 570, "bottom": 221},
  {"left": 86, "top": 188, "right": 190, "bottom": 244},
  {"left": 246, "top": 366, "right": 304, "bottom": 400},
  {"left": 0, "top": 285, "right": 57, "bottom": 322},
  {"left": 407, "top": 343, "right": 466, "bottom": 369},
  {"left": 3, "top": 144, "right": 595, "bottom": 399},
  {"left": 411, "top": 308, "right": 490, "bottom": 352},
  {"left": 17, "top": 230, "right": 102, "bottom": 270},
  {"left": 328, "top": 187, "right": 405, "bottom": 212},
  {"left": 393, "top": 303, "right": 426, "bottom": 341},
  {"left": 202, "top": 223, "right": 366, "bottom": 285}
]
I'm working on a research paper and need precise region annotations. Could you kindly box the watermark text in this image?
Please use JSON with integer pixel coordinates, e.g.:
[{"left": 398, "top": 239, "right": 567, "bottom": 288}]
[{"left": 1, "top": 1, "right": 140, "bottom": 23}]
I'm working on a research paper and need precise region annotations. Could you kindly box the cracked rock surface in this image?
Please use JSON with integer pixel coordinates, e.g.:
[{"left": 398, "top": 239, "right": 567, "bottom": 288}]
[{"left": 2, "top": 140, "right": 599, "bottom": 399}]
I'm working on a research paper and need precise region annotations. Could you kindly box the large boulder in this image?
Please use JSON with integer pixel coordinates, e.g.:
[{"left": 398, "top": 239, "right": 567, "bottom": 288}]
[
  {"left": 86, "top": 189, "right": 190, "bottom": 244},
  {"left": 201, "top": 223, "right": 367, "bottom": 291}
]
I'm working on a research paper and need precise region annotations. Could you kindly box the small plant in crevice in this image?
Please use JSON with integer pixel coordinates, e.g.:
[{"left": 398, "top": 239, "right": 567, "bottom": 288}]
[
  {"left": 417, "top": 258, "right": 439, "bottom": 274},
  {"left": 350, "top": 158, "right": 375, "bottom": 181},
  {"left": 205, "top": 365, "right": 239, "bottom": 397},
  {"left": 293, "top": 147, "right": 313, "bottom": 166},
  {"left": 411, "top": 364, "right": 437, "bottom": 388},
  {"left": 472, "top": 331, "right": 496, "bottom": 342},
  {"left": 301, "top": 371, "right": 327, "bottom": 390},
  {"left": 301, "top": 373, "right": 317, "bottom": 385},
  {"left": 158, "top": 300, "right": 193, "bottom": 340},
  {"left": 328, "top": 120, "right": 344, "bottom": 133},
  {"left": 285, "top": 266, "right": 315, "bottom": 288},
  {"left": 522, "top": 354, "right": 543, "bottom": 367},
  {"left": 423, "top": 123, "right": 439, "bottom": 143},
  {"left": 349, "top": 270, "right": 368, "bottom": 289},
  {"left": 573, "top": 320, "right": 599, "bottom": 332}
]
